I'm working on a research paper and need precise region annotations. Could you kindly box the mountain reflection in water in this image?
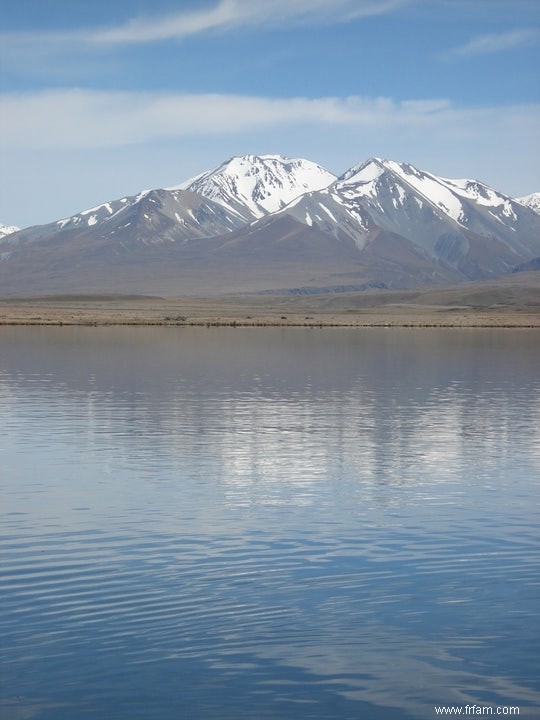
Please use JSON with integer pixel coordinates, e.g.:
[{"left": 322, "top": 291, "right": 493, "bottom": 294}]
[{"left": 1, "top": 327, "right": 539, "bottom": 720}]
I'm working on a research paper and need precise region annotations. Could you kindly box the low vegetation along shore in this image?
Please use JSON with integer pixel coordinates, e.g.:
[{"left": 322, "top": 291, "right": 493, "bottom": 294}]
[{"left": 1, "top": 276, "right": 539, "bottom": 328}]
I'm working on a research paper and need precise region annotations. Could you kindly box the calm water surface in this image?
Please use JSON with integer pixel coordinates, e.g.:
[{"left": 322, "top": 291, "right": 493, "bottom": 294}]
[{"left": 1, "top": 327, "right": 539, "bottom": 719}]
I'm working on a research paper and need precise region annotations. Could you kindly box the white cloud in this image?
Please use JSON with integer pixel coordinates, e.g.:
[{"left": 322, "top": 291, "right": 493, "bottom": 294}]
[
  {"left": 0, "top": 0, "right": 414, "bottom": 53},
  {"left": 445, "top": 28, "right": 540, "bottom": 59},
  {"left": 90, "top": 0, "right": 413, "bottom": 44},
  {"left": 1, "top": 89, "right": 538, "bottom": 153}
]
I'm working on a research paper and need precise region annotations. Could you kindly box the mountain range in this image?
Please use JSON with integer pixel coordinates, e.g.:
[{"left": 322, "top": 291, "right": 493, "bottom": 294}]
[{"left": 1, "top": 155, "right": 539, "bottom": 297}]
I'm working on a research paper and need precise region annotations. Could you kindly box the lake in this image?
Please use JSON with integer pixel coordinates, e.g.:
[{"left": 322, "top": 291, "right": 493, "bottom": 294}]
[{"left": 1, "top": 326, "right": 539, "bottom": 719}]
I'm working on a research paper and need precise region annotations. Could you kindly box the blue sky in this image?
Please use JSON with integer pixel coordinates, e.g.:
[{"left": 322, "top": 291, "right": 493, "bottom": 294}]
[{"left": 1, "top": 0, "right": 539, "bottom": 227}]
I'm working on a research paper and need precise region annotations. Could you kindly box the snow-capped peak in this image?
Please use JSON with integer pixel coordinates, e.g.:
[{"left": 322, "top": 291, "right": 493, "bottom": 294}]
[
  {"left": 517, "top": 192, "right": 540, "bottom": 214},
  {"left": 335, "top": 157, "right": 525, "bottom": 227},
  {"left": 338, "top": 157, "right": 386, "bottom": 184},
  {"left": 0, "top": 223, "right": 20, "bottom": 240},
  {"left": 171, "top": 154, "right": 337, "bottom": 221}
]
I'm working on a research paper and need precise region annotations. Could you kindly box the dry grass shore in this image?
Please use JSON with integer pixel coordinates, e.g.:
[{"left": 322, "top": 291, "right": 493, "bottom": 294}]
[{"left": 1, "top": 280, "right": 539, "bottom": 328}]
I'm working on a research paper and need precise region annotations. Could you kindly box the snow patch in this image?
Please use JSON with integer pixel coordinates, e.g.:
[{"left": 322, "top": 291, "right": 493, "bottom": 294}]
[
  {"left": 341, "top": 159, "right": 385, "bottom": 184},
  {"left": 0, "top": 224, "right": 20, "bottom": 239},
  {"left": 517, "top": 192, "right": 540, "bottom": 213},
  {"left": 319, "top": 203, "right": 337, "bottom": 222}
]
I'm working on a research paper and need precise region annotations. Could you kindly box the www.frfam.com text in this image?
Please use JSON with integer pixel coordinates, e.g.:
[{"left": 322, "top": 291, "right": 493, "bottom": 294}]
[{"left": 435, "top": 706, "right": 519, "bottom": 716}]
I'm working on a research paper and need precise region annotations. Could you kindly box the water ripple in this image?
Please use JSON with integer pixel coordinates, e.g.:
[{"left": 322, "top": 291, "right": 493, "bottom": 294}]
[{"left": 1, "top": 327, "right": 539, "bottom": 719}]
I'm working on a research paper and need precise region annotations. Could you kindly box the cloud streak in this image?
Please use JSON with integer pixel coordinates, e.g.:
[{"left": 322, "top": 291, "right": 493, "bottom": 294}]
[
  {"left": 1, "top": 89, "right": 538, "bottom": 151},
  {"left": 445, "top": 27, "right": 540, "bottom": 59},
  {"left": 90, "top": 0, "right": 413, "bottom": 44},
  {"left": 0, "top": 0, "right": 414, "bottom": 53}
]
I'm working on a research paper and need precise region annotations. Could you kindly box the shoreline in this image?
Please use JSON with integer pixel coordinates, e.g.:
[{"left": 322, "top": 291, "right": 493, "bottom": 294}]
[{"left": 1, "top": 296, "right": 539, "bottom": 328}]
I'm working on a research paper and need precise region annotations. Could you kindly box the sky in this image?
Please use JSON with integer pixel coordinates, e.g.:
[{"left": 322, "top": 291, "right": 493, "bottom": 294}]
[{"left": 1, "top": 0, "right": 539, "bottom": 228}]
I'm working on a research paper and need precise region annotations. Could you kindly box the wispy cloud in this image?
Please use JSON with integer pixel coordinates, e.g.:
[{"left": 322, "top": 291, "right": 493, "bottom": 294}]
[
  {"left": 0, "top": 0, "right": 415, "bottom": 81},
  {"left": 444, "top": 28, "right": 540, "bottom": 59},
  {"left": 90, "top": 0, "right": 413, "bottom": 44},
  {"left": 1, "top": 89, "right": 537, "bottom": 151},
  {"left": 0, "top": 0, "right": 414, "bottom": 53}
]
